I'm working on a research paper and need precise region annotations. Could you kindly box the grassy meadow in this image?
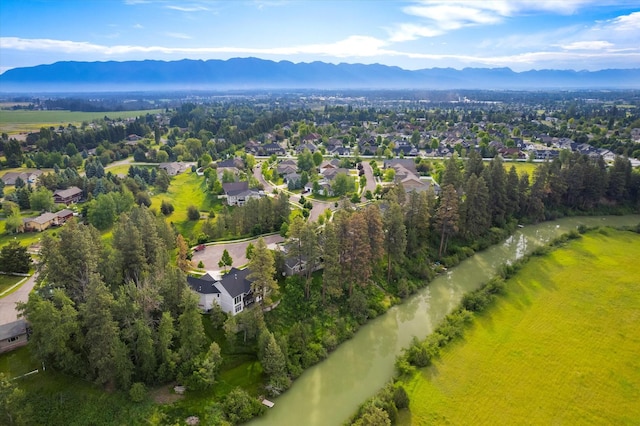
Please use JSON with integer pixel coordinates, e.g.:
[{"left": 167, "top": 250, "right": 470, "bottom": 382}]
[
  {"left": 0, "top": 109, "right": 162, "bottom": 134},
  {"left": 399, "top": 228, "right": 640, "bottom": 425},
  {"left": 150, "top": 171, "right": 224, "bottom": 241}
]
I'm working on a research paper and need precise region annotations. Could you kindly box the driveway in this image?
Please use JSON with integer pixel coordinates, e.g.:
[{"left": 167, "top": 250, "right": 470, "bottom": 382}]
[
  {"left": 0, "top": 273, "right": 37, "bottom": 325},
  {"left": 360, "top": 161, "right": 378, "bottom": 201},
  {"left": 191, "top": 234, "right": 285, "bottom": 271}
]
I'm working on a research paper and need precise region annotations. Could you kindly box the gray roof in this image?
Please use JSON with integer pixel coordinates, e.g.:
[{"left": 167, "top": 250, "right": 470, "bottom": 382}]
[
  {"left": 187, "top": 274, "right": 220, "bottom": 295},
  {"left": 218, "top": 267, "right": 252, "bottom": 298},
  {"left": 0, "top": 319, "right": 27, "bottom": 340},
  {"left": 25, "top": 212, "right": 58, "bottom": 225},
  {"left": 223, "top": 181, "right": 249, "bottom": 196},
  {"left": 53, "top": 186, "right": 83, "bottom": 199}
]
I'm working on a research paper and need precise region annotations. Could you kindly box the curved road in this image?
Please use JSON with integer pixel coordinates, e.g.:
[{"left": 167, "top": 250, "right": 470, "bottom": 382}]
[{"left": 0, "top": 274, "right": 37, "bottom": 325}]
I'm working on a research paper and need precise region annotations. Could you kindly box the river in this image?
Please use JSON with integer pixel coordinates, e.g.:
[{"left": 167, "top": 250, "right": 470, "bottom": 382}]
[{"left": 249, "top": 215, "right": 640, "bottom": 426}]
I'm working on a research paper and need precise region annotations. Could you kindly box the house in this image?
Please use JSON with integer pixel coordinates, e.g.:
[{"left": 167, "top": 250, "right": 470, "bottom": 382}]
[
  {"left": 383, "top": 159, "right": 418, "bottom": 174},
  {"left": 1, "top": 169, "right": 44, "bottom": 186},
  {"left": 322, "top": 167, "right": 350, "bottom": 181},
  {"left": 259, "top": 143, "right": 286, "bottom": 156},
  {"left": 295, "top": 142, "right": 318, "bottom": 154},
  {"left": 187, "top": 268, "right": 257, "bottom": 315},
  {"left": 23, "top": 212, "right": 59, "bottom": 232},
  {"left": 276, "top": 162, "right": 298, "bottom": 176},
  {"left": 217, "top": 158, "right": 244, "bottom": 169},
  {"left": 159, "top": 162, "right": 188, "bottom": 176},
  {"left": 55, "top": 209, "right": 74, "bottom": 224},
  {"left": 400, "top": 175, "right": 440, "bottom": 195},
  {"left": 53, "top": 186, "right": 83, "bottom": 205},
  {"left": 222, "top": 181, "right": 261, "bottom": 206},
  {"left": 319, "top": 159, "right": 341, "bottom": 174},
  {"left": 330, "top": 146, "right": 352, "bottom": 156},
  {"left": 0, "top": 319, "right": 29, "bottom": 354}
]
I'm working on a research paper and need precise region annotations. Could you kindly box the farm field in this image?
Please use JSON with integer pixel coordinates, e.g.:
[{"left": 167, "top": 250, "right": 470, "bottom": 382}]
[
  {"left": 399, "top": 228, "right": 640, "bottom": 425},
  {"left": 0, "top": 109, "right": 162, "bottom": 133}
]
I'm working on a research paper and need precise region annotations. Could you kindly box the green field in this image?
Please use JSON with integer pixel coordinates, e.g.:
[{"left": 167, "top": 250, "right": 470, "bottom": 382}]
[
  {"left": 0, "top": 109, "right": 162, "bottom": 133},
  {"left": 503, "top": 160, "right": 538, "bottom": 177},
  {"left": 400, "top": 228, "right": 640, "bottom": 425},
  {"left": 150, "top": 171, "right": 224, "bottom": 241}
]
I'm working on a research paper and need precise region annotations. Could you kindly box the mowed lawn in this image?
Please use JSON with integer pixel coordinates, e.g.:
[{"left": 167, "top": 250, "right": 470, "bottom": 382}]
[
  {"left": 400, "top": 228, "right": 640, "bottom": 425},
  {"left": 503, "top": 160, "right": 538, "bottom": 176}
]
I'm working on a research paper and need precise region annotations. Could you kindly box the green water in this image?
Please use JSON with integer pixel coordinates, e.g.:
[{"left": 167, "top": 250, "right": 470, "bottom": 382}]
[{"left": 249, "top": 215, "right": 640, "bottom": 426}]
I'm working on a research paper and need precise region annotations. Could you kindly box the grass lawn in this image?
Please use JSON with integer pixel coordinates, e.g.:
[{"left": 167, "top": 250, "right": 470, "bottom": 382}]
[
  {"left": 0, "top": 109, "right": 162, "bottom": 134},
  {"left": 399, "top": 228, "right": 640, "bottom": 425},
  {"left": 0, "top": 273, "right": 27, "bottom": 295},
  {"left": 150, "top": 171, "right": 224, "bottom": 241},
  {"left": 503, "top": 160, "right": 538, "bottom": 177}
]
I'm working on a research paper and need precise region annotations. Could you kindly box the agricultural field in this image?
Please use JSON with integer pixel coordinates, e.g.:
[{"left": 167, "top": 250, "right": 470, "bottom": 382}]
[
  {"left": 399, "top": 228, "right": 640, "bottom": 425},
  {"left": 0, "top": 109, "right": 162, "bottom": 134}
]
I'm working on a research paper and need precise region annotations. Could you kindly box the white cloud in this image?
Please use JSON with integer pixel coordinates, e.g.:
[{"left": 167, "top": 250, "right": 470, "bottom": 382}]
[
  {"left": 133, "top": 23, "right": 144, "bottom": 29},
  {"left": 605, "top": 11, "right": 640, "bottom": 32},
  {"left": 165, "top": 32, "right": 192, "bottom": 40},
  {"left": 389, "top": 0, "right": 603, "bottom": 42},
  {"left": 561, "top": 40, "right": 614, "bottom": 50},
  {"left": 164, "top": 4, "right": 210, "bottom": 12}
]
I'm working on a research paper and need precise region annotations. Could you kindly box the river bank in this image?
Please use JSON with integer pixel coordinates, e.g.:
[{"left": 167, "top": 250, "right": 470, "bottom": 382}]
[{"left": 249, "top": 215, "right": 640, "bottom": 426}]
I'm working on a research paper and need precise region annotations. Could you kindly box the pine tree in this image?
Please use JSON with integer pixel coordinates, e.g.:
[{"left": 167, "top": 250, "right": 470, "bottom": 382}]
[
  {"left": 248, "top": 237, "right": 278, "bottom": 306},
  {"left": 434, "top": 184, "right": 460, "bottom": 258}
]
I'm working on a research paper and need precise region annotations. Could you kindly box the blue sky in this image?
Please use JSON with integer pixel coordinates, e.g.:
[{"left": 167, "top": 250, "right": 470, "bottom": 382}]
[{"left": 1, "top": 0, "right": 639, "bottom": 74}]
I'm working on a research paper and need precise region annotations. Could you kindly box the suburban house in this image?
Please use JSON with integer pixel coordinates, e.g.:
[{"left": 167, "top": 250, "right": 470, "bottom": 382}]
[
  {"left": 222, "top": 181, "right": 261, "bottom": 206},
  {"left": 258, "top": 143, "right": 286, "bottom": 156},
  {"left": 0, "top": 319, "right": 29, "bottom": 354},
  {"left": 187, "top": 267, "right": 257, "bottom": 315},
  {"left": 20, "top": 209, "right": 76, "bottom": 232},
  {"left": 1, "top": 169, "right": 44, "bottom": 186},
  {"left": 276, "top": 161, "right": 298, "bottom": 176},
  {"left": 295, "top": 142, "right": 318, "bottom": 154},
  {"left": 53, "top": 186, "right": 83, "bottom": 205},
  {"left": 159, "top": 162, "right": 189, "bottom": 176}
]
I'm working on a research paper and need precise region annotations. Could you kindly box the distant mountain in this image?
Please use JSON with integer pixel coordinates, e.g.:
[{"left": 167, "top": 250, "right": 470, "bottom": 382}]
[{"left": 1, "top": 58, "right": 639, "bottom": 92}]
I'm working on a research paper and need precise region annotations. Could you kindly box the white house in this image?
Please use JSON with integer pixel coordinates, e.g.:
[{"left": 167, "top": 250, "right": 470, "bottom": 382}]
[{"left": 187, "top": 267, "right": 257, "bottom": 315}]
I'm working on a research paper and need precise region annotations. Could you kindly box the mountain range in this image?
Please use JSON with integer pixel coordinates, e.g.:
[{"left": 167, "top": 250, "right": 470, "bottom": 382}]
[{"left": 1, "top": 58, "right": 639, "bottom": 92}]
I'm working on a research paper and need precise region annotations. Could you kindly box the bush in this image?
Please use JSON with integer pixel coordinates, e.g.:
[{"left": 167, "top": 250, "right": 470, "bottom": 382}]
[
  {"left": 223, "top": 388, "right": 265, "bottom": 424},
  {"left": 187, "top": 205, "right": 200, "bottom": 221},
  {"left": 160, "top": 200, "right": 174, "bottom": 216},
  {"left": 197, "top": 261, "right": 205, "bottom": 269},
  {"left": 129, "top": 382, "right": 146, "bottom": 403},
  {"left": 393, "top": 385, "right": 410, "bottom": 410}
]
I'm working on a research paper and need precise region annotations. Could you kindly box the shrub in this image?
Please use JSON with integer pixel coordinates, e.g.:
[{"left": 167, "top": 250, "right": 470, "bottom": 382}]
[
  {"left": 187, "top": 205, "right": 200, "bottom": 221},
  {"left": 393, "top": 385, "right": 410, "bottom": 410},
  {"left": 223, "top": 388, "right": 265, "bottom": 424},
  {"left": 129, "top": 382, "right": 146, "bottom": 403},
  {"left": 197, "top": 261, "right": 205, "bottom": 269},
  {"left": 160, "top": 200, "right": 174, "bottom": 216}
]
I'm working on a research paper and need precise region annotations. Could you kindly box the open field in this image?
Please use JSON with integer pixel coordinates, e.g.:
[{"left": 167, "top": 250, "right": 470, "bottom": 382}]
[
  {"left": 0, "top": 109, "right": 162, "bottom": 133},
  {"left": 400, "top": 228, "right": 640, "bottom": 425},
  {"left": 149, "top": 171, "right": 224, "bottom": 241},
  {"left": 503, "top": 160, "right": 538, "bottom": 176}
]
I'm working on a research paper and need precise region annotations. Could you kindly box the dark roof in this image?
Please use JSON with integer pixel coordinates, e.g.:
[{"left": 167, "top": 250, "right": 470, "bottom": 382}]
[
  {"left": 187, "top": 275, "right": 220, "bottom": 295},
  {"left": 0, "top": 319, "right": 27, "bottom": 340},
  {"left": 383, "top": 159, "right": 417, "bottom": 174},
  {"left": 218, "top": 267, "right": 252, "bottom": 298},
  {"left": 222, "top": 181, "right": 249, "bottom": 196}
]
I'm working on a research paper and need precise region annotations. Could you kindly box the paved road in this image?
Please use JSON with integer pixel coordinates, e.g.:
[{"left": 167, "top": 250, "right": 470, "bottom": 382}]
[
  {"left": 361, "top": 161, "right": 378, "bottom": 202},
  {"left": 0, "top": 274, "right": 37, "bottom": 325},
  {"left": 191, "top": 234, "right": 285, "bottom": 272}
]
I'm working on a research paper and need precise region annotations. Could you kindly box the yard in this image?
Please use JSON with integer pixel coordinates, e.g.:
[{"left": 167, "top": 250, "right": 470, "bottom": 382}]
[{"left": 399, "top": 228, "right": 640, "bottom": 425}]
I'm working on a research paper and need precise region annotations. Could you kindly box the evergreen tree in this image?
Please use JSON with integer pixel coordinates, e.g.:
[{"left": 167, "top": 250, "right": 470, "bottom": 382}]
[
  {"left": 460, "top": 175, "right": 490, "bottom": 239},
  {"left": 383, "top": 201, "right": 407, "bottom": 284},
  {"left": 434, "top": 184, "right": 460, "bottom": 258},
  {"left": 248, "top": 237, "right": 278, "bottom": 306}
]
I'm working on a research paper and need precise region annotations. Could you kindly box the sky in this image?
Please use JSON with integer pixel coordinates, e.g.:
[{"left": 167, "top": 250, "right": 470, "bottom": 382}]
[{"left": 1, "top": 0, "right": 639, "bottom": 74}]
